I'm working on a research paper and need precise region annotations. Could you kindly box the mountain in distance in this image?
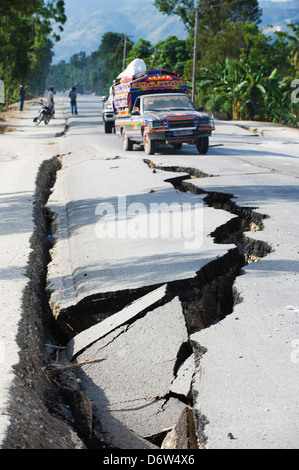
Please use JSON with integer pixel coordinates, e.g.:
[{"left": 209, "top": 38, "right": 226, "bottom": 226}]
[
  {"left": 52, "top": 0, "right": 187, "bottom": 63},
  {"left": 52, "top": 0, "right": 299, "bottom": 64},
  {"left": 259, "top": 0, "right": 299, "bottom": 31}
]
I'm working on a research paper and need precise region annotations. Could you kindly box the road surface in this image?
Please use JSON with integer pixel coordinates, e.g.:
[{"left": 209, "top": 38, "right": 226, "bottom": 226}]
[{"left": 0, "top": 93, "right": 298, "bottom": 449}]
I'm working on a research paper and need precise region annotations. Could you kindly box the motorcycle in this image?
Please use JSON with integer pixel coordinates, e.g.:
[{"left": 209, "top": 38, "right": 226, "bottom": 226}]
[{"left": 33, "top": 100, "right": 54, "bottom": 125}]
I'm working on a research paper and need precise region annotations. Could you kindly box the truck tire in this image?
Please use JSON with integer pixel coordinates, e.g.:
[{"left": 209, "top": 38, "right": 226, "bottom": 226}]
[
  {"left": 122, "top": 130, "right": 133, "bottom": 151},
  {"left": 196, "top": 136, "right": 209, "bottom": 154},
  {"left": 104, "top": 121, "right": 113, "bottom": 133},
  {"left": 172, "top": 143, "right": 182, "bottom": 150},
  {"left": 143, "top": 133, "right": 156, "bottom": 155}
]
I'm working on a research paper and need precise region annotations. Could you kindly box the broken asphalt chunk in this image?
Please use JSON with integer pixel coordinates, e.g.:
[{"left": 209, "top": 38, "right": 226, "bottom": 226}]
[
  {"left": 66, "top": 284, "right": 167, "bottom": 361},
  {"left": 67, "top": 296, "right": 193, "bottom": 448}
]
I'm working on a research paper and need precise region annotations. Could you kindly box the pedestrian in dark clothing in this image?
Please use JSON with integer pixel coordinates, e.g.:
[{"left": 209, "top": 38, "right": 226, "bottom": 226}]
[
  {"left": 19, "top": 85, "right": 25, "bottom": 111},
  {"left": 68, "top": 87, "right": 78, "bottom": 115}
]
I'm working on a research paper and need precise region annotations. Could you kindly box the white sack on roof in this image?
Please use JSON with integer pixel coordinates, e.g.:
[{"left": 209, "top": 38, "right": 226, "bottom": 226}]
[{"left": 117, "top": 58, "right": 147, "bottom": 79}]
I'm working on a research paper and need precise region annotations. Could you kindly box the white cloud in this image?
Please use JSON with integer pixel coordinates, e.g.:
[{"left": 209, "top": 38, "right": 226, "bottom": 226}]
[
  {"left": 263, "top": 25, "right": 282, "bottom": 33},
  {"left": 260, "top": 0, "right": 292, "bottom": 2}
]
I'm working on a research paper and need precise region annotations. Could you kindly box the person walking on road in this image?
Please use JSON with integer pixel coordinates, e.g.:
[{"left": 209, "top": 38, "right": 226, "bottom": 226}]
[
  {"left": 19, "top": 85, "right": 25, "bottom": 111},
  {"left": 68, "top": 87, "right": 78, "bottom": 115}
]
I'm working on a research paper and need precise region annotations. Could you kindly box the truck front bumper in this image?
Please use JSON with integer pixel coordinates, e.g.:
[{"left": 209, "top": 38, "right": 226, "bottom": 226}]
[
  {"left": 146, "top": 126, "right": 214, "bottom": 143},
  {"left": 103, "top": 112, "right": 115, "bottom": 122}
]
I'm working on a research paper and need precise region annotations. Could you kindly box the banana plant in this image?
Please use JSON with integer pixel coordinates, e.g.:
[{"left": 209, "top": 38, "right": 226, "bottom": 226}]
[
  {"left": 198, "top": 58, "right": 248, "bottom": 119},
  {"left": 238, "top": 61, "right": 283, "bottom": 120},
  {"left": 275, "top": 23, "right": 299, "bottom": 71}
]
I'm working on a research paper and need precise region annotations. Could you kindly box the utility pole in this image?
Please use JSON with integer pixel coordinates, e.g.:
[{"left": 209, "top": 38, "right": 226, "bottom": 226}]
[
  {"left": 192, "top": 7, "right": 199, "bottom": 104},
  {"left": 151, "top": 48, "right": 158, "bottom": 68},
  {"left": 122, "top": 34, "right": 127, "bottom": 71}
]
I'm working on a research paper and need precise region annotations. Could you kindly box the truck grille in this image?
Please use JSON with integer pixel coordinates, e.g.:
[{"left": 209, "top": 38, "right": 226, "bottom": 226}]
[{"left": 167, "top": 119, "right": 196, "bottom": 130}]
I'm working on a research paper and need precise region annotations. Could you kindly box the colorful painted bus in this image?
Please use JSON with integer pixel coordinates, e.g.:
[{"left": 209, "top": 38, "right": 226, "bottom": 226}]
[{"left": 112, "top": 68, "right": 215, "bottom": 155}]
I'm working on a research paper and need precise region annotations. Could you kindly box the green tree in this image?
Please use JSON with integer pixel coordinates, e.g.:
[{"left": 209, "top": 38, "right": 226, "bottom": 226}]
[
  {"left": 70, "top": 52, "right": 87, "bottom": 70},
  {"left": 272, "top": 23, "right": 299, "bottom": 125},
  {"left": 238, "top": 62, "right": 283, "bottom": 120},
  {"left": 46, "top": 60, "right": 70, "bottom": 90},
  {"left": 47, "top": 32, "right": 134, "bottom": 96},
  {"left": 198, "top": 58, "right": 246, "bottom": 119},
  {"left": 99, "top": 33, "right": 133, "bottom": 92},
  {"left": 198, "top": 56, "right": 286, "bottom": 122},
  {"left": 275, "top": 22, "right": 299, "bottom": 71},
  {"left": 153, "top": 0, "right": 194, "bottom": 28},
  {"left": 154, "top": 36, "right": 190, "bottom": 76},
  {"left": 126, "top": 39, "right": 154, "bottom": 68},
  {"left": 194, "top": 21, "right": 253, "bottom": 70},
  {"left": 154, "top": 0, "right": 261, "bottom": 30},
  {"left": 0, "top": 1, "right": 66, "bottom": 102}
]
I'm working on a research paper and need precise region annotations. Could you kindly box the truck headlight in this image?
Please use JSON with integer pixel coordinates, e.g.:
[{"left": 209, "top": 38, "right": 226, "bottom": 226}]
[
  {"left": 197, "top": 117, "right": 215, "bottom": 127},
  {"left": 147, "top": 121, "right": 162, "bottom": 128}
]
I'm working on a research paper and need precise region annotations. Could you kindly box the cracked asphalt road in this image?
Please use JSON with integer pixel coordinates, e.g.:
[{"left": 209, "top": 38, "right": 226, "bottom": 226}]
[
  {"left": 47, "top": 95, "right": 299, "bottom": 449},
  {"left": 0, "top": 93, "right": 299, "bottom": 449}
]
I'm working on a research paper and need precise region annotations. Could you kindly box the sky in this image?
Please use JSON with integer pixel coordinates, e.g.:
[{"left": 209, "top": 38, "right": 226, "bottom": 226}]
[
  {"left": 62, "top": 0, "right": 294, "bottom": 17},
  {"left": 53, "top": 0, "right": 297, "bottom": 63}
]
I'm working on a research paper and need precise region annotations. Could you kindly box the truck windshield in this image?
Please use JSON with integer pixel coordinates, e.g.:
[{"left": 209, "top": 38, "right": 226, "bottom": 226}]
[{"left": 143, "top": 95, "right": 194, "bottom": 112}]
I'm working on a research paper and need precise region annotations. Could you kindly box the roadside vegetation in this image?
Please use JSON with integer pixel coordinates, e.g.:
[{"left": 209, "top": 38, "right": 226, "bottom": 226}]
[
  {"left": 1, "top": 0, "right": 298, "bottom": 126},
  {"left": 0, "top": 0, "right": 66, "bottom": 106}
]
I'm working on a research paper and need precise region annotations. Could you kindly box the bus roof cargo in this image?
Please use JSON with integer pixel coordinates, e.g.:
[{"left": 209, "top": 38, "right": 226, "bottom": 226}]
[{"left": 112, "top": 69, "right": 189, "bottom": 116}]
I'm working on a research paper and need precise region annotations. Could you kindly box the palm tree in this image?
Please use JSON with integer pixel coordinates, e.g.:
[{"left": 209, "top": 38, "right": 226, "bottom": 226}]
[
  {"left": 198, "top": 58, "right": 247, "bottom": 119},
  {"left": 238, "top": 61, "right": 282, "bottom": 120},
  {"left": 197, "top": 57, "right": 284, "bottom": 121},
  {"left": 276, "top": 23, "right": 299, "bottom": 71}
]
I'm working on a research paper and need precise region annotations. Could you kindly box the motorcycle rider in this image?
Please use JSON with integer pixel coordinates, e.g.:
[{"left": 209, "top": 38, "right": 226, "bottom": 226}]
[
  {"left": 47, "top": 87, "right": 55, "bottom": 117},
  {"left": 33, "top": 90, "right": 54, "bottom": 124}
]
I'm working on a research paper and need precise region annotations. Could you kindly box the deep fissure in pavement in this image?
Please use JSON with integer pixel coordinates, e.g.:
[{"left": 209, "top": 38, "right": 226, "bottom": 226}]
[
  {"left": 44, "top": 157, "right": 272, "bottom": 449},
  {"left": 142, "top": 159, "right": 273, "bottom": 447},
  {"left": 7, "top": 153, "right": 273, "bottom": 449},
  {"left": 2, "top": 155, "right": 87, "bottom": 449},
  {"left": 144, "top": 160, "right": 272, "bottom": 329},
  {"left": 51, "top": 158, "right": 272, "bottom": 448}
]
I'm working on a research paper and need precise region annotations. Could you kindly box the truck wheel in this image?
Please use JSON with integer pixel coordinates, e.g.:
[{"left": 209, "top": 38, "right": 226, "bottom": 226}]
[
  {"left": 122, "top": 130, "right": 133, "bottom": 151},
  {"left": 172, "top": 143, "right": 182, "bottom": 150},
  {"left": 104, "top": 121, "right": 113, "bottom": 133},
  {"left": 196, "top": 136, "right": 209, "bottom": 154},
  {"left": 143, "top": 133, "right": 156, "bottom": 155}
]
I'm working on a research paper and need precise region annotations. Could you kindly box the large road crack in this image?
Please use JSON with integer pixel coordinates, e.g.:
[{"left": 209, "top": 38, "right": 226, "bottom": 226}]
[
  {"left": 12, "top": 153, "right": 273, "bottom": 450},
  {"left": 44, "top": 158, "right": 273, "bottom": 449},
  {"left": 140, "top": 159, "right": 273, "bottom": 447}
]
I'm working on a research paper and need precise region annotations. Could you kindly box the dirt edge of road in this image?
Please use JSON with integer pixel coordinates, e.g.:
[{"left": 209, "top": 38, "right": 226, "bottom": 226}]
[{"left": 0, "top": 102, "right": 98, "bottom": 449}]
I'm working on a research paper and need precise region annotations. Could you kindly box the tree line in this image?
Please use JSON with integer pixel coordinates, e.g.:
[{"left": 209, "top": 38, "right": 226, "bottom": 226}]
[
  {"left": 0, "top": 0, "right": 66, "bottom": 106},
  {"left": 1, "top": 0, "right": 298, "bottom": 125},
  {"left": 155, "top": 0, "right": 299, "bottom": 124},
  {"left": 48, "top": 0, "right": 298, "bottom": 126},
  {"left": 46, "top": 33, "right": 190, "bottom": 96}
]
